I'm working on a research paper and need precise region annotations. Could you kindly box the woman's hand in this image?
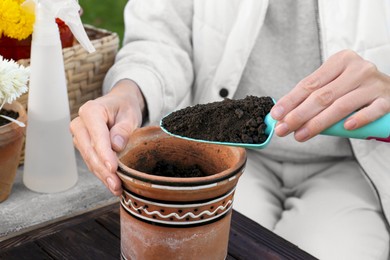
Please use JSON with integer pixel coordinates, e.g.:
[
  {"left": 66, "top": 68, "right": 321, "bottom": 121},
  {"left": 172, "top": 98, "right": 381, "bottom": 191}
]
[
  {"left": 271, "top": 50, "right": 390, "bottom": 141},
  {"left": 70, "top": 79, "right": 146, "bottom": 196}
]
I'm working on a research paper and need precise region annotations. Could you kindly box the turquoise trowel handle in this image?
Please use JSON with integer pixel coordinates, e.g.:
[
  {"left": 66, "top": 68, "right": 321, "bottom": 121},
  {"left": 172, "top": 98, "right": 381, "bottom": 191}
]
[{"left": 321, "top": 113, "right": 390, "bottom": 141}]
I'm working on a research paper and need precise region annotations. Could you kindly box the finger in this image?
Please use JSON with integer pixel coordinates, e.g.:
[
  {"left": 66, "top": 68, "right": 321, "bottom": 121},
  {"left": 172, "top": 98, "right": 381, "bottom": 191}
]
[
  {"left": 110, "top": 106, "right": 142, "bottom": 152},
  {"left": 82, "top": 147, "right": 122, "bottom": 196},
  {"left": 70, "top": 117, "right": 91, "bottom": 153},
  {"left": 271, "top": 51, "right": 351, "bottom": 121},
  {"left": 78, "top": 101, "right": 117, "bottom": 169},
  {"left": 71, "top": 117, "right": 122, "bottom": 196},
  {"left": 344, "top": 97, "right": 390, "bottom": 130},
  {"left": 292, "top": 85, "right": 379, "bottom": 141}
]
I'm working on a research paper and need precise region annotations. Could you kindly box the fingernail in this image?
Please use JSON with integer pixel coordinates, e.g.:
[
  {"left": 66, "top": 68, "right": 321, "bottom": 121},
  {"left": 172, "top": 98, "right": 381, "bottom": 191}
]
[
  {"left": 107, "top": 177, "right": 116, "bottom": 191},
  {"left": 295, "top": 128, "right": 310, "bottom": 141},
  {"left": 105, "top": 161, "right": 112, "bottom": 172},
  {"left": 275, "top": 122, "right": 289, "bottom": 136},
  {"left": 113, "top": 135, "right": 125, "bottom": 150},
  {"left": 344, "top": 118, "right": 357, "bottom": 130},
  {"left": 271, "top": 106, "right": 285, "bottom": 120}
]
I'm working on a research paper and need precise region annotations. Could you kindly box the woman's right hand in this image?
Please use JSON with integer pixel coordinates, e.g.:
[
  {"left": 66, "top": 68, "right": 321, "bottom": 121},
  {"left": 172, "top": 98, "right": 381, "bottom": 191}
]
[{"left": 70, "top": 79, "right": 146, "bottom": 196}]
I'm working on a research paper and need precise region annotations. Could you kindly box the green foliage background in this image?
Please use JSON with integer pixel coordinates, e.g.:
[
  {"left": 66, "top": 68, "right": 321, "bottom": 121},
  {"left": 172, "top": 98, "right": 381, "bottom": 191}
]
[{"left": 79, "top": 0, "right": 127, "bottom": 43}]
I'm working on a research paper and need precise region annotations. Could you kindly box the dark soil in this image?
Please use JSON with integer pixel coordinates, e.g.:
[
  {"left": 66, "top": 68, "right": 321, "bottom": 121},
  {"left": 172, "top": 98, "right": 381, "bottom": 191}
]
[
  {"left": 0, "top": 109, "right": 19, "bottom": 126},
  {"left": 148, "top": 160, "right": 207, "bottom": 178},
  {"left": 161, "top": 96, "right": 274, "bottom": 144}
]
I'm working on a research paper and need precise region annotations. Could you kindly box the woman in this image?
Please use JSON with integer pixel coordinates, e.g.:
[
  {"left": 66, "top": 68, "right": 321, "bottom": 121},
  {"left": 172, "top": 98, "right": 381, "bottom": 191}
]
[{"left": 70, "top": 1, "right": 390, "bottom": 259}]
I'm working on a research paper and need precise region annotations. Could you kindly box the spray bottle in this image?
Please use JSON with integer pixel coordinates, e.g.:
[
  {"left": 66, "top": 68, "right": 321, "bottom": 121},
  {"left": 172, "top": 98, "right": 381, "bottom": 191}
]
[{"left": 23, "top": 0, "right": 95, "bottom": 193}]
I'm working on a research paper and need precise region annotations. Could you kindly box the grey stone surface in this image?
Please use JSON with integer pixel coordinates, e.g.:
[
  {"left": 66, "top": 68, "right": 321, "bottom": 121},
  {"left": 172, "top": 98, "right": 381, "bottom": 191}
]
[{"left": 0, "top": 151, "right": 119, "bottom": 240}]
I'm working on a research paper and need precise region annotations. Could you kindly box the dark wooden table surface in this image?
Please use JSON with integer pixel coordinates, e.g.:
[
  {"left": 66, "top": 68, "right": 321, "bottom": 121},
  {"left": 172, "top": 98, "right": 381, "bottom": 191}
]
[{"left": 0, "top": 203, "right": 317, "bottom": 260}]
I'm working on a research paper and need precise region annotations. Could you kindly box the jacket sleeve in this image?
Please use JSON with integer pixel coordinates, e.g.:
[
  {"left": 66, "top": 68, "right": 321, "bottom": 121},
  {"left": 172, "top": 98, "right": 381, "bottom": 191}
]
[{"left": 103, "top": 0, "right": 194, "bottom": 124}]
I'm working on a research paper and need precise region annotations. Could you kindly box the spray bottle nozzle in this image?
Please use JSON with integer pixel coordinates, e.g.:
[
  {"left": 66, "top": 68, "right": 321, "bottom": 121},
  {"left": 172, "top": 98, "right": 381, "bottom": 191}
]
[{"left": 37, "top": 0, "right": 96, "bottom": 53}]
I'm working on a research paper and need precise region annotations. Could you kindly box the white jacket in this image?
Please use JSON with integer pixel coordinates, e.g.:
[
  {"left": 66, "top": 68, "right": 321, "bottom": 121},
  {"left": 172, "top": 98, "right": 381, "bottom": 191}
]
[{"left": 104, "top": 0, "right": 390, "bottom": 224}]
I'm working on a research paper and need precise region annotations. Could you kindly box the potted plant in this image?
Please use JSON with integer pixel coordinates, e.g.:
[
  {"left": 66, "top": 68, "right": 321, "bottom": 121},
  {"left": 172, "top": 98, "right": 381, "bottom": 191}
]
[
  {"left": 0, "top": 56, "right": 29, "bottom": 202},
  {"left": 117, "top": 126, "right": 247, "bottom": 260},
  {"left": 0, "top": 0, "right": 73, "bottom": 61}
]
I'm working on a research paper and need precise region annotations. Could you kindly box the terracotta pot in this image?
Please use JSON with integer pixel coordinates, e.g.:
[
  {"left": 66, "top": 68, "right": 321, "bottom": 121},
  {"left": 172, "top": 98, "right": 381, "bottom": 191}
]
[
  {"left": 0, "top": 101, "right": 27, "bottom": 202},
  {"left": 117, "top": 126, "right": 247, "bottom": 260}
]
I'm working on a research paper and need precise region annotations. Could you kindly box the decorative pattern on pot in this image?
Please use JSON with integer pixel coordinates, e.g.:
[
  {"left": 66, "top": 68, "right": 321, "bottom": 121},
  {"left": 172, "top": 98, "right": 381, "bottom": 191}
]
[{"left": 121, "top": 188, "right": 235, "bottom": 226}]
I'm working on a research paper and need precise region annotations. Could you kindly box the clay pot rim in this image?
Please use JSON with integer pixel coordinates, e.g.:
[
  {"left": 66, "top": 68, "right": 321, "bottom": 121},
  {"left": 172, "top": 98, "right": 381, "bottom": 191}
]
[
  {"left": 117, "top": 158, "right": 246, "bottom": 187},
  {"left": 117, "top": 126, "right": 247, "bottom": 187}
]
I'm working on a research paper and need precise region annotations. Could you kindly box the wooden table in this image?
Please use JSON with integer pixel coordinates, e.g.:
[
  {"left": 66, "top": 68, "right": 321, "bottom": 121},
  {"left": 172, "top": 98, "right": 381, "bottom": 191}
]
[{"left": 0, "top": 203, "right": 317, "bottom": 260}]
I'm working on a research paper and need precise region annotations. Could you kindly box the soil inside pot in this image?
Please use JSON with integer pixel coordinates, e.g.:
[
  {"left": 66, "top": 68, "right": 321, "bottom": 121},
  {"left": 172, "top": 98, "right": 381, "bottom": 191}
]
[
  {"left": 146, "top": 160, "right": 207, "bottom": 178},
  {"left": 0, "top": 109, "right": 19, "bottom": 127},
  {"left": 161, "top": 95, "right": 274, "bottom": 144}
]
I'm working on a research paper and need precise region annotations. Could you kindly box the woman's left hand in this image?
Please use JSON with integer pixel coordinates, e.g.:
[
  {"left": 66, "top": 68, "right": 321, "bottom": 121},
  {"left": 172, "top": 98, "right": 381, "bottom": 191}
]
[{"left": 271, "top": 49, "right": 390, "bottom": 142}]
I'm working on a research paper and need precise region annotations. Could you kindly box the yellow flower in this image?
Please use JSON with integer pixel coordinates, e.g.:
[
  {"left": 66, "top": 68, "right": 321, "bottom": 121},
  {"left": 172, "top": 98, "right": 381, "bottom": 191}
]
[{"left": 0, "top": 0, "right": 35, "bottom": 40}]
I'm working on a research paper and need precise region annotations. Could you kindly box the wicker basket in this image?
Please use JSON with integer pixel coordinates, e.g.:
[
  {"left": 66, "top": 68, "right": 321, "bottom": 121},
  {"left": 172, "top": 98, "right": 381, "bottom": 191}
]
[{"left": 17, "top": 24, "right": 120, "bottom": 163}]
